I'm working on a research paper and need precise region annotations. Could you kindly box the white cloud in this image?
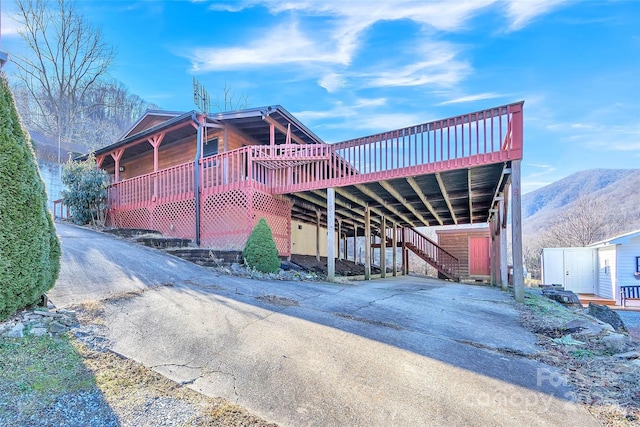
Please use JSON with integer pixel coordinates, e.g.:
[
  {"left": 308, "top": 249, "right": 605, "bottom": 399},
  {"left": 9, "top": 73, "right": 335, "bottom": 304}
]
[
  {"left": 318, "top": 73, "right": 346, "bottom": 93},
  {"left": 191, "top": 0, "right": 573, "bottom": 90},
  {"left": 190, "top": 22, "right": 345, "bottom": 72},
  {"left": 439, "top": 92, "right": 504, "bottom": 105},
  {"left": 293, "top": 98, "right": 425, "bottom": 139},
  {"left": 505, "top": 0, "right": 569, "bottom": 31},
  {"left": 1, "top": 12, "right": 22, "bottom": 37}
]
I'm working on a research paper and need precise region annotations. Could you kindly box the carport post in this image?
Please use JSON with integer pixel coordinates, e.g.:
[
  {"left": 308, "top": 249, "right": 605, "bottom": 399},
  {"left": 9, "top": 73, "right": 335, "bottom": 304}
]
[
  {"left": 353, "top": 225, "right": 358, "bottom": 263},
  {"left": 401, "top": 227, "right": 407, "bottom": 275},
  {"left": 490, "top": 217, "right": 498, "bottom": 286},
  {"left": 500, "top": 196, "right": 509, "bottom": 291},
  {"left": 392, "top": 222, "right": 397, "bottom": 277},
  {"left": 327, "top": 188, "right": 335, "bottom": 281},
  {"left": 380, "top": 216, "right": 386, "bottom": 278},
  {"left": 337, "top": 219, "right": 342, "bottom": 260},
  {"left": 364, "top": 206, "right": 371, "bottom": 280},
  {"left": 511, "top": 160, "right": 525, "bottom": 303}
]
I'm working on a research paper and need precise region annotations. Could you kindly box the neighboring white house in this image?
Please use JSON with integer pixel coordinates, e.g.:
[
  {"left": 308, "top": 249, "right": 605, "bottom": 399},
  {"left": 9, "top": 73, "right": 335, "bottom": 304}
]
[{"left": 541, "top": 229, "right": 640, "bottom": 305}]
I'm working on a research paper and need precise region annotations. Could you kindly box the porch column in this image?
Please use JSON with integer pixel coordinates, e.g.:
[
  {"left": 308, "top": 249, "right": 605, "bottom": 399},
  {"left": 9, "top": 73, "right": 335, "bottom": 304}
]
[
  {"left": 392, "top": 222, "right": 397, "bottom": 277},
  {"left": 148, "top": 133, "right": 165, "bottom": 199},
  {"left": 364, "top": 206, "right": 371, "bottom": 280},
  {"left": 511, "top": 160, "right": 524, "bottom": 303},
  {"left": 110, "top": 148, "right": 125, "bottom": 183},
  {"left": 269, "top": 122, "right": 275, "bottom": 147},
  {"left": 327, "top": 188, "right": 335, "bottom": 281},
  {"left": 500, "top": 194, "right": 509, "bottom": 291},
  {"left": 380, "top": 216, "right": 386, "bottom": 278}
]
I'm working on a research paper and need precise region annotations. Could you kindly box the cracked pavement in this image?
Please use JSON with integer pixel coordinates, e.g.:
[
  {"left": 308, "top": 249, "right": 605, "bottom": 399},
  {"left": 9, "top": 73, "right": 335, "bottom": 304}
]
[{"left": 50, "top": 223, "right": 599, "bottom": 426}]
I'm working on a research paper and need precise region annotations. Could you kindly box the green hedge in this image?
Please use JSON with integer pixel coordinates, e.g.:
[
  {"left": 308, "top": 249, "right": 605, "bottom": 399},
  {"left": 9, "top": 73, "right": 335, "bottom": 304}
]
[
  {"left": 243, "top": 218, "right": 281, "bottom": 274},
  {"left": 0, "top": 73, "right": 61, "bottom": 321}
]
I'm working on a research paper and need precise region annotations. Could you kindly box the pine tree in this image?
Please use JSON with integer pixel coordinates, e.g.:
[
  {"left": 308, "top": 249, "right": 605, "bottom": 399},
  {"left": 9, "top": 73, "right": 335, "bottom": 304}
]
[
  {"left": 243, "top": 218, "right": 281, "bottom": 274},
  {"left": 0, "top": 72, "right": 61, "bottom": 320}
]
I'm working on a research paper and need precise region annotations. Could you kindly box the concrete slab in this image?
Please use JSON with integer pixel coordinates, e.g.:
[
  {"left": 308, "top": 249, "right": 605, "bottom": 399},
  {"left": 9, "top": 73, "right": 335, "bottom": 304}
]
[{"left": 51, "top": 222, "right": 599, "bottom": 426}]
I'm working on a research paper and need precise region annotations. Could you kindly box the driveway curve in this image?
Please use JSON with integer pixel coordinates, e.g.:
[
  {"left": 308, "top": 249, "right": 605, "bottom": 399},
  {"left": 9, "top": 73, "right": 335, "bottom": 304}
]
[{"left": 51, "top": 222, "right": 598, "bottom": 426}]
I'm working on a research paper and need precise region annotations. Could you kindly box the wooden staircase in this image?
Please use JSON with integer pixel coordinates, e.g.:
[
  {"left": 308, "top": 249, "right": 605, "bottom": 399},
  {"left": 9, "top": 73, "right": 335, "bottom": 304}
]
[{"left": 375, "top": 227, "right": 460, "bottom": 281}]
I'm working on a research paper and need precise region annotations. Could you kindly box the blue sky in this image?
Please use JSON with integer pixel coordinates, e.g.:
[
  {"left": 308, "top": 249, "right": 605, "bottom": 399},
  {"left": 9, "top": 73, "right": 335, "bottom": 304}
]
[{"left": 2, "top": 0, "right": 639, "bottom": 193}]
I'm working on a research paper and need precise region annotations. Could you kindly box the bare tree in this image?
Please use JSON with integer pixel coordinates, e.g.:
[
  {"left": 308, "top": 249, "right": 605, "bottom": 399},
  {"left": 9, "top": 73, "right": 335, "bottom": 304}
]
[
  {"left": 541, "top": 196, "right": 611, "bottom": 247},
  {"left": 212, "top": 81, "right": 249, "bottom": 112},
  {"left": 12, "top": 0, "right": 116, "bottom": 161}
]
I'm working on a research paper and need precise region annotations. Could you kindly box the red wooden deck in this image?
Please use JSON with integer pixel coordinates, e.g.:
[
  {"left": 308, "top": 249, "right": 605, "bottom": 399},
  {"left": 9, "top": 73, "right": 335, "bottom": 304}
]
[{"left": 104, "top": 102, "right": 522, "bottom": 259}]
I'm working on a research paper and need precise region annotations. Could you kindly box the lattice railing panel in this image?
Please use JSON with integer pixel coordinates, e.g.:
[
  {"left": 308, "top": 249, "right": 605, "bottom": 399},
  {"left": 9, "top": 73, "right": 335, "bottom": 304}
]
[
  {"left": 251, "top": 190, "right": 292, "bottom": 256},
  {"left": 152, "top": 199, "right": 196, "bottom": 241},
  {"left": 200, "top": 190, "right": 250, "bottom": 251},
  {"left": 107, "top": 208, "right": 152, "bottom": 230}
]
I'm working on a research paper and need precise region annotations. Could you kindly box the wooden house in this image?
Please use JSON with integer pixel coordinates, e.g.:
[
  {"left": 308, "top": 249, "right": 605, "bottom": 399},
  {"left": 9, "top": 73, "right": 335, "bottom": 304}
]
[{"left": 87, "top": 102, "right": 526, "bottom": 289}]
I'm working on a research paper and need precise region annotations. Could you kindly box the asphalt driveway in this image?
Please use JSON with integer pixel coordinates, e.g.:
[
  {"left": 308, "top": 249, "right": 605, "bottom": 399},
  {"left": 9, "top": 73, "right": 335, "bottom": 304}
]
[{"left": 50, "top": 223, "right": 598, "bottom": 426}]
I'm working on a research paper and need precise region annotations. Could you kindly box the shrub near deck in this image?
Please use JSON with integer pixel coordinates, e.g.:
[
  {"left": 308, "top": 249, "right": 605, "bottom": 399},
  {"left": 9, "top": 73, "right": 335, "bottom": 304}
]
[
  {"left": 243, "top": 218, "right": 281, "bottom": 274},
  {"left": 0, "top": 73, "right": 60, "bottom": 321}
]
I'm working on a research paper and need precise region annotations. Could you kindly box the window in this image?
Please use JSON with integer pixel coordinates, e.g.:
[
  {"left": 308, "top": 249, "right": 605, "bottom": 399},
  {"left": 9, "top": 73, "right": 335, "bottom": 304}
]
[{"left": 203, "top": 138, "right": 219, "bottom": 158}]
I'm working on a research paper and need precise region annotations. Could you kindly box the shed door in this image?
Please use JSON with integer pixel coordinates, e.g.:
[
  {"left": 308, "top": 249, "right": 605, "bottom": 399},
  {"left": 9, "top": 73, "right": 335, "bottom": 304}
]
[
  {"left": 469, "top": 236, "right": 490, "bottom": 276},
  {"left": 564, "top": 250, "right": 595, "bottom": 294}
]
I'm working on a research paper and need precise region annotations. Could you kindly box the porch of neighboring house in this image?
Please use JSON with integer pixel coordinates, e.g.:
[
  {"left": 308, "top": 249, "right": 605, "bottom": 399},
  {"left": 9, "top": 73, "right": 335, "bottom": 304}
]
[{"left": 85, "top": 101, "right": 526, "bottom": 299}]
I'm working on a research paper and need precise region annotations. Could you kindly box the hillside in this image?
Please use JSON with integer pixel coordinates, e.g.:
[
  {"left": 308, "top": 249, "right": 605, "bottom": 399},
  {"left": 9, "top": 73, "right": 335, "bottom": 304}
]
[{"left": 522, "top": 168, "right": 640, "bottom": 237}]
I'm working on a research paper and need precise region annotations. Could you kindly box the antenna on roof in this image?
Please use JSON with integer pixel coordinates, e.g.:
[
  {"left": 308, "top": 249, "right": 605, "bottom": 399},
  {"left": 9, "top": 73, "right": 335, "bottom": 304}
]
[{"left": 192, "top": 77, "right": 210, "bottom": 114}]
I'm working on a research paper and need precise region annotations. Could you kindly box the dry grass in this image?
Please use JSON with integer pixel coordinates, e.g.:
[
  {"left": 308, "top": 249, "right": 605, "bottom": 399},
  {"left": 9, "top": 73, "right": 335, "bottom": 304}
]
[{"left": 520, "top": 292, "right": 640, "bottom": 426}]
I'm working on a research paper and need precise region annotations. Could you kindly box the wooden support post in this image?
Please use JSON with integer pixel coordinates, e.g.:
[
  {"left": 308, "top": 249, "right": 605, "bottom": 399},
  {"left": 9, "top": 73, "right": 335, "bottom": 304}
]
[
  {"left": 343, "top": 231, "right": 348, "bottom": 262},
  {"left": 111, "top": 148, "right": 125, "bottom": 183},
  {"left": 500, "top": 196, "right": 509, "bottom": 291},
  {"left": 380, "top": 216, "right": 386, "bottom": 278},
  {"left": 316, "top": 210, "right": 321, "bottom": 262},
  {"left": 491, "top": 217, "right": 502, "bottom": 286},
  {"left": 269, "top": 122, "right": 275, "bottom": 147},
  {"left": 490, "top": 217, "right": 498, "bottom": 286},
  {"left": 511, "top": 160, "right": 524, "bottom": 303},
  {"left": 353, "top": 225, "right": 358, "bottom": 263},
  {"left": 401, "top": 227, "right": 407, "bottom": 275},
  {"left": 392, "top": 222, "right": 397, "bottom": 277},
  {"left": 364, "top": 206, "right": 371, "bottom": 280},
  {"left": 327, "top": 188, "right": 335, "bottom": 281},
  {"left": 337, "top": 219, "right": 343, "bottom": 260}
]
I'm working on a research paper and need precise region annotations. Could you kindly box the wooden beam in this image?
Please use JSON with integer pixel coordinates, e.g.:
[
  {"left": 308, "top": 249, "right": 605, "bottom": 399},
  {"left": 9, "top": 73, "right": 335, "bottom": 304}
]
[
  {"left": 435, "top": 172, "right": 457, "bottom": 225},
  {"left": 334, "top": 188, "right": 384, "bottom": 225},
  {"left": 355, "top": 184, "right": 416, "bottom": 227},
  {"left": 406, "top": 177, "right": 443, "bottom": 226},
  {"left": 511, "top": 160, "right": 524, "bottom": 303},
  {"left": 467, "top": 168, "right": 473, "bottom": 225},
  {"left": 379, "top": 181, "right": 431, "bottom": 227},
  {"left": 264, "top": 116, "right": 306, "bottom": 145}
]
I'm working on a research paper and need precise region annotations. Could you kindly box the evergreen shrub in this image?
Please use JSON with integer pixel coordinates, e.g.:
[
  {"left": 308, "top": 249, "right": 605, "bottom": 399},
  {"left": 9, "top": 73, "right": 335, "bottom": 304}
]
[
  {"left": 61, "top": 153, "right": 110, "bottom": 226},
  {"left": 243, "top": 218, "right": 281, "bottom": 274},
  {"left": 0, "top": 73, "right": 61, "bottom": 321}
]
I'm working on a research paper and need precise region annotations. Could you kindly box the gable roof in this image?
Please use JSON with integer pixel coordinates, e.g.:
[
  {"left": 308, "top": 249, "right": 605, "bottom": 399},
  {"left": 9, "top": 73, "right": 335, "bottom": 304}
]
[{"left": 590, "top": 229, "right": 640, "bottom": 246}]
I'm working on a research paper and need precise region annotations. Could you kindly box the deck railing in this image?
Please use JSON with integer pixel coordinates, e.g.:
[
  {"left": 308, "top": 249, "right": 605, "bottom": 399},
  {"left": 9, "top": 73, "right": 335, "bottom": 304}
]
[
  {"left": 268, "top": 102, "right": 523, "bottom": 193},
  {"left": 108, "top": 102, "right": 522, "bottom": 208},
  {"left": 108, "top": 162, "right": 194, "bottom": 208}
]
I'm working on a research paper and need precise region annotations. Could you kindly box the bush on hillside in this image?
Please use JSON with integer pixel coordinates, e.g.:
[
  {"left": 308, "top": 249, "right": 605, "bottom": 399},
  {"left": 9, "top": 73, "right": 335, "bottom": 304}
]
[
  {"left": 0, "top": 73, "right": 61, "bottom": 321},
  {"left": 61, "top": 153, "right": 110, "bottom": 226},
  {"left": 243, "top": 218, "right": 281, "bottom": 274}
]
